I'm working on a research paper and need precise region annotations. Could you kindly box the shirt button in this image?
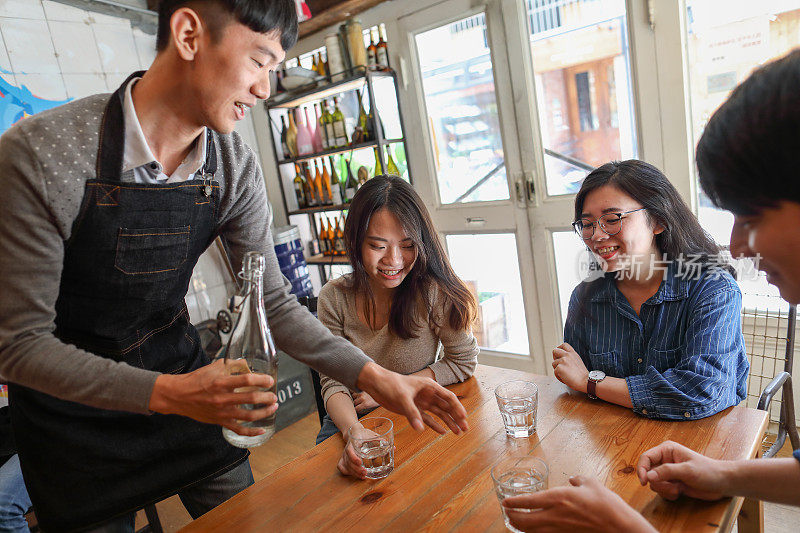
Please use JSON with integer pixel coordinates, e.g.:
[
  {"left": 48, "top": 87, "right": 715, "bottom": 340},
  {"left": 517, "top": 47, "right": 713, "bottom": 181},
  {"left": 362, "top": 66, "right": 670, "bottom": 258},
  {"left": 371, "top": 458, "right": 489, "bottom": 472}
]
[
  {"left": 642, "top": 409, "right": 648, "bottom": 415},
  {"left": 637, "top": 358, "right": 643, "bottom": 363},
  {"left": 684, "top": 412, "right": 691, "bottom": 418},
  {"left": 150, "top": 162, "right": 158, "bottom": 170}
]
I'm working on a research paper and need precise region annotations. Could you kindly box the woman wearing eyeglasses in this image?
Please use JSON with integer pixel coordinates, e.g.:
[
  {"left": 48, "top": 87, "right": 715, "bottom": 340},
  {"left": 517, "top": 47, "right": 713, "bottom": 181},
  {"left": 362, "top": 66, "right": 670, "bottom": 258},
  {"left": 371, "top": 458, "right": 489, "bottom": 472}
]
[{"left": 552, "top": 160, "right": 748, "bottom": 419}]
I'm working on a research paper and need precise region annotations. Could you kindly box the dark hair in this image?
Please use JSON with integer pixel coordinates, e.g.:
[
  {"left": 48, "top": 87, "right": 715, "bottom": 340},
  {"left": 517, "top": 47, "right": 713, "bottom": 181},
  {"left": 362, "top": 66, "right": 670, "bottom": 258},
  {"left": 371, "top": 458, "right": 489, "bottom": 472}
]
[
  {"left": 344, "top": 175, "right": 477, "bottom": 339},
  {"left": 575, "top": 160, "right": 723, "bottom": 263},
  {"left": 156, "top": 0, "right": 298, "bottom": 52},
  {"left": 697, "top": 49, "right": 800, "bottom": 216}
]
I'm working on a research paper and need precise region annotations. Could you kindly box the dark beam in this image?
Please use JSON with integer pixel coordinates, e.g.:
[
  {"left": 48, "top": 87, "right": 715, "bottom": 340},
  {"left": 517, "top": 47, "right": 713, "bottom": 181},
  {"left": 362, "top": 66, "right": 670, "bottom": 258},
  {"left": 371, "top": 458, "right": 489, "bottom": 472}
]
[{"left": 299, "top": 0, "right": 388, "bottom": 40}]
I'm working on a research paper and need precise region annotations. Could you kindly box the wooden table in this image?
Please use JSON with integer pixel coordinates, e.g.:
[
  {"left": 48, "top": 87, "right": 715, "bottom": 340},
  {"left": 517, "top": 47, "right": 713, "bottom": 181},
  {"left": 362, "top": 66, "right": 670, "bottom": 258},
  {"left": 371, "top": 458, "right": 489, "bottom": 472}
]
[{"left": 181, "top": 365, "right": 768, "bottom": 532}]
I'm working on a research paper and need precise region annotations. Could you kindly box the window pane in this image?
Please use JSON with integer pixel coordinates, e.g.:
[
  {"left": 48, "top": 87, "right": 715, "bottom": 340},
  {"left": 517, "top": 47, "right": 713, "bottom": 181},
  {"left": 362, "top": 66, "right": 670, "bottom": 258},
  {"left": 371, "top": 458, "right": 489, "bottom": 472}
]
[
  {"left": 526, "top": 0, "right": 637, "bottom": 196},
  {"left": 688, "top": 1, "right": 800, "bottom": 243},
  {"left": 552, "top": 231, "right": 591, "bottom": 329},
  {"left": 446, "top": 234, "right": 529, "bottom": 354},
  {"left": 416, "top": 14, "right": 509, "bottom": 204}
]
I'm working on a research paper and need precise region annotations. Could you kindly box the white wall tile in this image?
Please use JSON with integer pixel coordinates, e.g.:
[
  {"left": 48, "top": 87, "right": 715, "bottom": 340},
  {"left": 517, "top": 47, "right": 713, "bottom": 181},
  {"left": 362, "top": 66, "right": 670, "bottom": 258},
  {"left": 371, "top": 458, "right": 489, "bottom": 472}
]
[
  {"left": 42, "top": 0, "right": 88, "bottom": 22},
  {"left": 62, "top": 72, "right": 108, "bottom": 99},
  {"left": 104, "top": 72, "right": 131, "bottom": 91},
  {"left": 132, "top": 26, "right": 155, "bottom": 69},
  {"left": 185, "top": 293, "right": 202, "bottom": 325},
  {"left": 14, "top": 72, "right": 67, "bottom": 100},
  {"left": 208, "top": 285, "right": 232, "bottom": 317},
  {"left": 0, "top": 31, "right": 14, "bottom": 73},
  {"left": 92, "top": 23, "right": 140, "bottom": 74},
  {"left": 49, "top": 20, "right": 102, "bottom": 73},
  {"left": 87, "top": 11, "right": 130, "bottom": 26},
  {"left": 1, "top": 18, "right": 59, "bottom": 74},
  {"left": 0, "top": 0, "right": 45, "bottom": 20}
]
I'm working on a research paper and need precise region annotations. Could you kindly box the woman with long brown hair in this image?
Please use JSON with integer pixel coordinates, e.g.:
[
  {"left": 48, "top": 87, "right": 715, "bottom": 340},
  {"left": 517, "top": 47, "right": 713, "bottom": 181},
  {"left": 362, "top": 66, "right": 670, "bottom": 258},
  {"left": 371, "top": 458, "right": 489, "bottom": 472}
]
[{"left": 315, "top": 175, "right": 479, "bottom": 479}]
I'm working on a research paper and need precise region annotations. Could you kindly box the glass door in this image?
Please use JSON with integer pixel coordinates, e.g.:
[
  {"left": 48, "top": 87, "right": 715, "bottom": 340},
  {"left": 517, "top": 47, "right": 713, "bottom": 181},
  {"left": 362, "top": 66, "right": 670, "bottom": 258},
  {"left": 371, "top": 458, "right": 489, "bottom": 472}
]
[
  {"left": 398, "top": 0, "right": 546, "bottom": 372},
  {"left": 500, "top": 0, "right": 643, "bottom": 355}
]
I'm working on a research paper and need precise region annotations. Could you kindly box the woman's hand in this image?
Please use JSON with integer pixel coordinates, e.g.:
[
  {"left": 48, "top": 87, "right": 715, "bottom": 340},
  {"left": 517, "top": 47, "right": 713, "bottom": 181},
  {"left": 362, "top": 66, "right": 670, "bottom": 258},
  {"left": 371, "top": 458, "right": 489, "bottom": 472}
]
[
  {"left": 337, "top": 439, "right": 368, "bottom": 479},
  {"left": 353, "top": 391, "right": 379, "bottom": 414},
  {"left": 637, "top": 440, "right": 727, "bottom": 501},
  {"left": 552, "top": 342, "right": 589, "bottom": 393}
]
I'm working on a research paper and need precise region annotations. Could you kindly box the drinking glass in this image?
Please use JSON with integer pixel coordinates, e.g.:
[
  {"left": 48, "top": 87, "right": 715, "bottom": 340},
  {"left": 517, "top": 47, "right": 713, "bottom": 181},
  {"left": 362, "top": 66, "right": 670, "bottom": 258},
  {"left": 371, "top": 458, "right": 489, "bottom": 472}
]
[
  {"left": 348, "top": 416, "right": 394, "bottom": 480},
  {"left": 491, "top": 456, "right": 549, "bottom": 533},
  {"left": 495, "top": 380, "right": 538, "bottom": 437}
]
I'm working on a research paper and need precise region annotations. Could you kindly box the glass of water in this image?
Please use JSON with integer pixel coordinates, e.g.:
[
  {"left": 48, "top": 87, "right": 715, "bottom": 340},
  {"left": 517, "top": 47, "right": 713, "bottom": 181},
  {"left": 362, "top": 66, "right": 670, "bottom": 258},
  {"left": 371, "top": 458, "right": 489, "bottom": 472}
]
[
  {"left": 491, "top": 456, "right": 549, "bottom": 533},
  {"left": 495, "top": 380, "right": 538, "bottom": 438},
  {"left": 348, "top": 416, "right": 394, "bottom": 480}
]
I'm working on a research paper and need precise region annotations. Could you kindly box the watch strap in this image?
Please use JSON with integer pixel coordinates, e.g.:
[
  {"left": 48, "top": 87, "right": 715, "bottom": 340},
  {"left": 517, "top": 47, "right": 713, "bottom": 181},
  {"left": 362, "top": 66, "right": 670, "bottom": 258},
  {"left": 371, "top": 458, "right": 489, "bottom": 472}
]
[{"left": 587, "top": 378, "right": 598, "bottom": 400}]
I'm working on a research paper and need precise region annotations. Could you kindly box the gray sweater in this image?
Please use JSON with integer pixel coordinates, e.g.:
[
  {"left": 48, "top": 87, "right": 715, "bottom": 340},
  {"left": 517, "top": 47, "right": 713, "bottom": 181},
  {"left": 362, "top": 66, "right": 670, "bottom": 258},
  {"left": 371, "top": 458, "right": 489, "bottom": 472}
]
[
  {"left": 318, "top": 275, "right": 479, "bottom": 406},
  {"left": 0, "top": 93, "right": 371, "bottom": 414}
]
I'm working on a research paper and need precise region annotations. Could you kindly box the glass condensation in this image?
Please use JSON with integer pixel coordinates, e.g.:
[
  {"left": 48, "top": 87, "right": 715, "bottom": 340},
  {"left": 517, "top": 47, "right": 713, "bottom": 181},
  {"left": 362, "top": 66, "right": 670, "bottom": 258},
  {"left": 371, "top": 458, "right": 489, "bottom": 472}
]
[
  {"left": 415, "top": 14, "right": 509, "bottom": 204},
  {"left": 526, "top": 0, "right": 637, "bottom": 196}
]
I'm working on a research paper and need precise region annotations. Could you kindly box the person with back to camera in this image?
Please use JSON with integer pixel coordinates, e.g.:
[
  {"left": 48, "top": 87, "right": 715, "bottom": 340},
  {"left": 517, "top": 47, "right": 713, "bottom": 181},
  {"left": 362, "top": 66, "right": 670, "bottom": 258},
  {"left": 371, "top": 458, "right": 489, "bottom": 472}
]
[{"left": 315, "top": 175, "right": 480, "bottom": 479}]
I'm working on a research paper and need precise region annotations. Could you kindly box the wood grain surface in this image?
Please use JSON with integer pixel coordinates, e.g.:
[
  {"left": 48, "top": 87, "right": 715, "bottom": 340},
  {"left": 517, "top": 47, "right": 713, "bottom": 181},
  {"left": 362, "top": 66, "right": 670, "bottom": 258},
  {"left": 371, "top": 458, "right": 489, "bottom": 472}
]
[{"left": 180, "top": 365, "right": 768, "bottom": 532}]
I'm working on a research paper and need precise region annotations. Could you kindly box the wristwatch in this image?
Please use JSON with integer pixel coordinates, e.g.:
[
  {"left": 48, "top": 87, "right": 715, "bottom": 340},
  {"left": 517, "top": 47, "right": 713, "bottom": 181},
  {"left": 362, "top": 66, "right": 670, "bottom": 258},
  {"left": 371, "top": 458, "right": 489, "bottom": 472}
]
[{"left": 587, "top": 370, "right": 606, "bottom": 400}]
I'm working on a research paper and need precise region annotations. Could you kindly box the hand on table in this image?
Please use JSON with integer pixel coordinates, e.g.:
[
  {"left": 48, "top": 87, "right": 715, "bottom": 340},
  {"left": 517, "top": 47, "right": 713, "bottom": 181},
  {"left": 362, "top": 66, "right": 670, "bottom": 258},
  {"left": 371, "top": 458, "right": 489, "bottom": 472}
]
[
  {"left": 637, "top": 440, "right": 726, "bottom": 501},
  {"left": 356, "top": 362, "right": 468, "bottom": 434},
  {"left": 503, "top": 476, "right": 656, "bottom": 533},
  {"left": 552, "top": 342, "right": 589, "bottom": 393},
  {"left": 148, "top": 358, "right": 277, "bottom": 436},
  {"left": 353, "top": 391, "right": 379, "bottom": 414}
]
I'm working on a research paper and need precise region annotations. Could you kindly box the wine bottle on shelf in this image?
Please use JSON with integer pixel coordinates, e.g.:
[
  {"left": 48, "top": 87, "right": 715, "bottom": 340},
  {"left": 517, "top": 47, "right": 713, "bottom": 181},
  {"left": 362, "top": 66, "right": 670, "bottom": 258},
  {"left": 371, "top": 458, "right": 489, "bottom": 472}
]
[
  {"left": 311, "top": 104, "right": 323, "bottom": 153},
  {"left": 316, "top": 103, "right": 329, "bottom": 151},
  {"left": 313, "top": 160, "right": 326, "bottom": 205},
  {"left": 317, "top": 52, "right": 327, "bottom": 78},
  {"left": 373, "top": 146, "right": 384, "bottom": 177},
  {"left": 287, "top": 110, "right": 298, "bottom": 158},
  {"left": 332, "top": 97, "right": 348, "bottom": 148},
  {"left": 293, "top": 164, "right": 307, "bottom": 209},
  {"left": 385, "top": 146, "right": 400, "bottom": 176},
  {"left": 324, "top": 217, "right": 335, "bottom": 256},
  {"left": 377, "top": 23, "right": 390, "bottom": 69},
  {"left": 323, "top": 100, "right": 337, "bottom": 150},
  {"left": 276, "top": 68, "right": 285, "bottom": 93},
  {"left": 320, "top": 159, "right": 332, "bottom": 205},
  {"left": 328, "top": 157, "right": 343, "bottom": 205},
  {"left": 280, "top": 115, "right": 291, "bottom": 160},
  {"left": 333, "top": 216, "right": 347, "bottom": 256},
  {"left": 366, "top": 28, "right": 378, "bottom": 68},
  {"left": 318, "top": 217, "right": 329, "bottom": 256},
  {"left": 303, "top": 162, "right": 317, "bottom": 206},
  {"left": 343, "top": 157, "right": 358, "bottom": 202},
  {"left": 296, "top": 107, "right": 314, "bottom": 155},
  {"left": 354, "top": 89, "right": 369, "bottom": 143}
]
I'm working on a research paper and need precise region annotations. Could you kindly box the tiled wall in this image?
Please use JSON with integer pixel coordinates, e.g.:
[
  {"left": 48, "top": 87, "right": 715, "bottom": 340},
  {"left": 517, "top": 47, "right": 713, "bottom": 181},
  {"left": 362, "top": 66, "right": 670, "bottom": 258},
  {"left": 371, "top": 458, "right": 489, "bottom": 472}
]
[{"left": 0, "top": 0, "right": 262, "bottom": 325}]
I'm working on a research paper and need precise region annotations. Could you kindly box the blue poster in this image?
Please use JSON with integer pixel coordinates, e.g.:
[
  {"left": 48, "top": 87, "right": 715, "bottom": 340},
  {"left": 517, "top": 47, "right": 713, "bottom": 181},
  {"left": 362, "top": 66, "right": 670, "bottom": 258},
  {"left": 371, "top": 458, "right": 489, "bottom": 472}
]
[{"left": 0, "top": 72, "right": 71, "bottom": 135}]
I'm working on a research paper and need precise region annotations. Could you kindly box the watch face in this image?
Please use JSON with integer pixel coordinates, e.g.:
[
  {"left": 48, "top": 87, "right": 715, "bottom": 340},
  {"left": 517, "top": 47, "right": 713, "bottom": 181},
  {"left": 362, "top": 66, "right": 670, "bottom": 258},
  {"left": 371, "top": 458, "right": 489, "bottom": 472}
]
[{"left": 588, "top": 370, "right": 606, "bottom": 381}]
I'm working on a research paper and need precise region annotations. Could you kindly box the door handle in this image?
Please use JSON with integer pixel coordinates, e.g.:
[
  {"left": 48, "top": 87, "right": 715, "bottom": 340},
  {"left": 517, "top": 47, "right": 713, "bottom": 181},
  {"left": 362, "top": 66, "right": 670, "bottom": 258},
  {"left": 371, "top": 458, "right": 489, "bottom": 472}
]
[
  {"left": 524, "top": 170, "right": 536, "bottom": 204},
  {"left": 514, "top": 172, "right": 527, "bottom": 208}
]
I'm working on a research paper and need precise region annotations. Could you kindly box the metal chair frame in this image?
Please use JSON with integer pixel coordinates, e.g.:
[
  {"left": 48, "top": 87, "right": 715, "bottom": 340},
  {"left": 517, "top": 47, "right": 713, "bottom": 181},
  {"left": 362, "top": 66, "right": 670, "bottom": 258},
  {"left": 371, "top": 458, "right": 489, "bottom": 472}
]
[{"left": 755, "top": 305, "right": 800, "bottom": 457}]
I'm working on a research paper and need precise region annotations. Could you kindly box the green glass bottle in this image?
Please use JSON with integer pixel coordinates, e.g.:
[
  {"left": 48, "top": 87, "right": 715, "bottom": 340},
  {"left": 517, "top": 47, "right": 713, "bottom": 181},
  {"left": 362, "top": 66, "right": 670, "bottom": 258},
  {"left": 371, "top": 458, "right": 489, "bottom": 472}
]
[
  {"left": 332, "top": 97, "right": 348, "bottom": 147},
  {"left": 385, "top": 146, "right": 400, "bottom": 176},
  {"left": 373, "top": 147, "right": 384, "bottom": 177}
]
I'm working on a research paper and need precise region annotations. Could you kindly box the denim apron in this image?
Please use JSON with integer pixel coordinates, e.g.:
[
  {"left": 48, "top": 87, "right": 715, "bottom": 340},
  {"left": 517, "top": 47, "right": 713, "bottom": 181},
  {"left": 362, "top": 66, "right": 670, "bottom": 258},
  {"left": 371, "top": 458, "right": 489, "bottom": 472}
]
[{"left": 9, "top": 72, "right": 248, "bottom": 531}]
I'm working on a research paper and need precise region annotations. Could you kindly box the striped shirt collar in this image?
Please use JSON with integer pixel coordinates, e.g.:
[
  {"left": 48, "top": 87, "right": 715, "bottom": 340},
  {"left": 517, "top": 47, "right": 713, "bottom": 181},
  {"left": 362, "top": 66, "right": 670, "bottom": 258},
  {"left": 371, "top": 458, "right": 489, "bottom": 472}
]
[{"left": 589, "top": 261, "right": 689, "bottom": 303}]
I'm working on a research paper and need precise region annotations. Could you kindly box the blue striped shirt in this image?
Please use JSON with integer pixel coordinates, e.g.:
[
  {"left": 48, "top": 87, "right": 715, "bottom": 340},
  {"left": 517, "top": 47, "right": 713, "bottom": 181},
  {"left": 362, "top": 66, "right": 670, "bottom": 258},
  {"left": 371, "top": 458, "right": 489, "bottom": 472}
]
[{"left": 564, "top": 261, "right": 748, "bottom": 420}]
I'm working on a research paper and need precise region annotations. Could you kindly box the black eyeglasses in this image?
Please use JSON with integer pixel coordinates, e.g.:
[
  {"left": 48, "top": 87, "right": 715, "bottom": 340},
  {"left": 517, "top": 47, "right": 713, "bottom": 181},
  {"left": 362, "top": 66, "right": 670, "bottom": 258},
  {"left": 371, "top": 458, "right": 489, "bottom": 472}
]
[{"left": 572, "top": 208, "right": 647, "bottom": 239}]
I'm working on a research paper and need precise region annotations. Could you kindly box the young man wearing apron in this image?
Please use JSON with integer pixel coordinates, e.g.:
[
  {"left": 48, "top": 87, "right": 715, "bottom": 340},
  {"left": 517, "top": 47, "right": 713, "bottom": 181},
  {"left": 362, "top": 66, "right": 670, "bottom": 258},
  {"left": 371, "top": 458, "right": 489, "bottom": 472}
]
[{"left": 0, "top": 1, "right": 467, "bottom": 530}]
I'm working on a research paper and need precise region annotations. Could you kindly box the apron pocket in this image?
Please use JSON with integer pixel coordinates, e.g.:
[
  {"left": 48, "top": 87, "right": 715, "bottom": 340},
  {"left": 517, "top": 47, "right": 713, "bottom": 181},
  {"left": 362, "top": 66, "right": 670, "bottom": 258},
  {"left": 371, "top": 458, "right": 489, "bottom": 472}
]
[{"left": 115, "top": 226, "right": 190, "bottom": 275}]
